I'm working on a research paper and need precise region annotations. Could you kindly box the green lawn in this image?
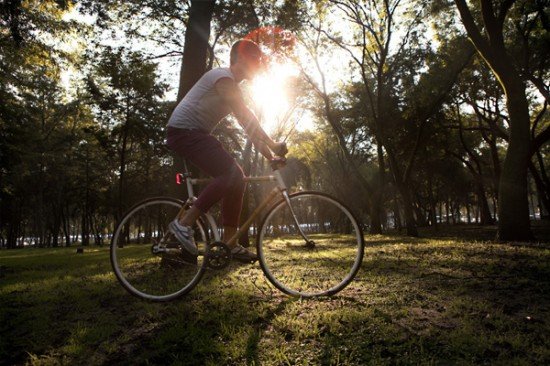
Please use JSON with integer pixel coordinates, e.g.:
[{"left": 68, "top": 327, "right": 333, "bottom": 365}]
[{"left": 1, "top": 227, "right": 550, "bottom": 365}]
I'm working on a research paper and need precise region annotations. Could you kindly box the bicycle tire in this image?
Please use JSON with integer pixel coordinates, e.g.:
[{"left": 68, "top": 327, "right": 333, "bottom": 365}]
[
  {"left": 257, "top": 191, "right": 364, "bottom": 297},
  {"left": 111, "top": 197, "right": 211, "bottom": 301}
]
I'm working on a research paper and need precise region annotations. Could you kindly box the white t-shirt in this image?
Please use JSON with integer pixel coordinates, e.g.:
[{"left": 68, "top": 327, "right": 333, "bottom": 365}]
[{"left": 167, "top": 68, "right": 235, "bottom": 132}]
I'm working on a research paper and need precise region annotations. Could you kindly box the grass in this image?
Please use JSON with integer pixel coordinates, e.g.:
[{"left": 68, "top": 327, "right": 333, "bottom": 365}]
[{"left": 1, "top": 225, "right": 550, "bottom": 365}]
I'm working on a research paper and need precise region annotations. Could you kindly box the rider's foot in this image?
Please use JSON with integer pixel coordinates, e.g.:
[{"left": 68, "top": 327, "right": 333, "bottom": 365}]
[
  {"left": 230, "top": 244, "right": 258, "bottom": 263},
  {"left": 168, "top": 220, "right": 198, "bottom": 263}
]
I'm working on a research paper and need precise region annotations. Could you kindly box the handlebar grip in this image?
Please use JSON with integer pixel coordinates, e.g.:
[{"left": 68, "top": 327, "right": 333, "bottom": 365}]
[
  {"left": 273, "top": 142, "right": 288, "bottom": 157},
  {"left": 270, "top": 157, "right": 287, "bottom": 170}
]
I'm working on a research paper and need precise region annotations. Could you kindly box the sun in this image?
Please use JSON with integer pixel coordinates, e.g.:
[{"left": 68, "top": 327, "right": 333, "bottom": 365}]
[{"left": 250, "top": 61, "right": 298, "bottom": 135}]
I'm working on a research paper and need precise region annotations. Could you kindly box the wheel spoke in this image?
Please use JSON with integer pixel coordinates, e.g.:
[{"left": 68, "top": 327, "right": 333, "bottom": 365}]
[{"left": 111, "top": 198, "right": 209, "bottom": 301}]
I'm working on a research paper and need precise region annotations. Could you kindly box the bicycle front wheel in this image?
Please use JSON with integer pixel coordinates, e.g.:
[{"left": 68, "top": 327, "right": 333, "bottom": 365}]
[
  {"left": 110, "top": 197, "right": 210, "bottom": 301},
  {"left": 257, "top": 191, "right": 364, "bottom": 297}
]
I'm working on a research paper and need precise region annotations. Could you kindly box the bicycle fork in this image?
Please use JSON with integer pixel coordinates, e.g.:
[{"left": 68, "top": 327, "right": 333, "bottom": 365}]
[
  {"left": 281, "top": 190, "right": 315, "bottom": 248},
  {"left": 272, "top": 169, "right": 315, "bottom": 248}
]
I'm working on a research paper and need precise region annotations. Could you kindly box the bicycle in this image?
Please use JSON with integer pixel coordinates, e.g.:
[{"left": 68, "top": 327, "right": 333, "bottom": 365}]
[{"left": 110, "top": 152, "right": 365, "bottom": 301}]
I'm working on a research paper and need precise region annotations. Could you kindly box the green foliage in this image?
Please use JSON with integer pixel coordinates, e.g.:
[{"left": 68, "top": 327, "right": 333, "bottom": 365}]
[
  {"left": 0, "top": 0, "right": 74, "bottom": 46},
  {"left": 0, "top": 1, "right": 172, "bottom": 246},
  {"left": 84, "top": 47, "right": 171, "bottom": 215},
  {"left": 0, "top": 4, "right": 95, "bottom": 247}
]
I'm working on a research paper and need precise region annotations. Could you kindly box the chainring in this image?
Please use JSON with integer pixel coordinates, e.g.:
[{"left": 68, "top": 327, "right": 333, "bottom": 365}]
[{"left": 205, "top": 241, "right": 232, "bottom": 270}]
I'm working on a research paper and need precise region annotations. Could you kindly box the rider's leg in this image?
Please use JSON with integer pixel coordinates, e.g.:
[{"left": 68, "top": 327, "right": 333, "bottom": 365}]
[
  {"left": 221, "top": 165, "right": 246, "bottom": 248},
  {"left": 167, "top": 130, "right": 237, "bottom": 254},
  {"left": 179, "top": 164, "right": 244, "bottom": 231},
  {"left": 218, "top": 167, "right": 256, "bottom": 261},
  {"left": 223, "top": 226, "right": 238, "bottom": 243},
  {"left": 179, "top": 206, "right": 202, "bottom": 226},
  {"left": 168, "top": 129, "right": 242, "bottom": 225},
  {"left": 167, "top": 129, "right": 255, "bottom": 260}
]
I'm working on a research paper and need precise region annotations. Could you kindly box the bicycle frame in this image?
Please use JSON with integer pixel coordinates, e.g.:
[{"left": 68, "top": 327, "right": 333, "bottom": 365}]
[{"left": 176, "top": 160, "right": 311, "bottom": 246}]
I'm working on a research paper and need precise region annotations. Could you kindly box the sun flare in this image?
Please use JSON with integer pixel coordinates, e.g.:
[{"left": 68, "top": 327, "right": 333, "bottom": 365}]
[{"left": 250, "top": 61, "right": 298, "bottom": 135}]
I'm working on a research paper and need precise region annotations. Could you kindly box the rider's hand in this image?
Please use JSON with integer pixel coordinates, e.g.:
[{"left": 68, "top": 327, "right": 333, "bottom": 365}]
[{"left": 271, "top": 141, "right": 288, "bottom": 157}]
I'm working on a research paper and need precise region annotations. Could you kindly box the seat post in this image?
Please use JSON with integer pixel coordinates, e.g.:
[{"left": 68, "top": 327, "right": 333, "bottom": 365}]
[{"left": 183, "top": 159, "right": 190, "bottom": 175}]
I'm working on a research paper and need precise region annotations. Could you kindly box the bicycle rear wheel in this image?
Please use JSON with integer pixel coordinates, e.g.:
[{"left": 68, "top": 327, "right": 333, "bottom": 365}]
[
  {"left": 110, "top": 197, "right": 210, "bottom": 301},
  {"left": 257, "top": 191, "right": 364, "bottom": 297}
]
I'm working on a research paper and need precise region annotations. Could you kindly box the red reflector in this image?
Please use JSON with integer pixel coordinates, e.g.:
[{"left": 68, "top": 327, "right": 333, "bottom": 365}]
[{"left": 176, "top": 173, "right": 183, "bottom": 185}]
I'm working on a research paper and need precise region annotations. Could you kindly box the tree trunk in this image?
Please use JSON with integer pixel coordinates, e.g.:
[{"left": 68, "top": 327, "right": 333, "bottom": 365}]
[
  {"left": 6, "top": 198, "right": 22, "bottom": 248},
  {"left": 428, "top": 175, "right": 437, "bottom": 227},
  {"left": 118, "top": 108, "right": 129, "bottom": 221},
  {"left": 369, "top": 204, "right": 382, "bottom": 234},
  {"left": 413, "top": 199, "right": 427, "bottom": 227},
  {"left": 177, "top": 0, "right": 216, "bottom": 102},
  {"left": 61, "top": 205, "right": 71, "bottom": 247},
  {"left": 476, "top": 183, "right": 494, "bottom": 225},
  {"left": 369, "top": 138, "right": 386, "bottom": 234},
  {"left": 393, "top": 198, "right": 402, "bottom": 230},
  {"left": 81, "top": 212, "right": 89, "bottom": 246},
  {"left": 488, "top": 137, "right": 501, "bottom": 194},
  {"left": 398, "top": 182, "right": 418, "bottom": 236},
  {"left": 7, "top": 216, "right": 18, "bottom": 249},
  {"left": 535, "top": 151, "right": 550, "bottom": 196},
  {"left": 496, "top": 76, "right": 533, "bottom": 240},
  {"left": 529, "top": 161, "right": 550, "bottom": 218},
  {"left": 51, "top": 203, "right": 61, "bottom": 247},
  {"left": 454, "top": 0, "right": 533, "bottom": 241}
]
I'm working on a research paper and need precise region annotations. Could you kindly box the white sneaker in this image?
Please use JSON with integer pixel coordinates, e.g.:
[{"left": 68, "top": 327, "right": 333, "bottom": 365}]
[{"left": 168, "top": 220, "right": 198, "bottom": 256}]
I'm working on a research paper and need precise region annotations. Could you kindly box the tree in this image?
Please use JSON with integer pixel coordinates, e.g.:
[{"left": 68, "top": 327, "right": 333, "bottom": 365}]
[
  {"left": 304, "top": 0, "right": 475, "bottom": 236},
  {"left": 0, "top": 0, "right": 81, "bottom": 247},
  {"left": 453, "top": 0, "right": 549, "bottom": 240},
  {"left": 86, "top": 48, "right": 168, "bottom": 219}
]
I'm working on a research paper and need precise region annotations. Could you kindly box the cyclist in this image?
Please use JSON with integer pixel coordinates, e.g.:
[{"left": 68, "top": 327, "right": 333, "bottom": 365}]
[{"left": 166, "top": 39, "right": 287, "bottom": 264}]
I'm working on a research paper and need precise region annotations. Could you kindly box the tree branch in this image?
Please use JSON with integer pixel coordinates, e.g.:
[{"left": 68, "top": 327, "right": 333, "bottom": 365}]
[
  {"left": 532, "top": 125, "right": 550, "bottom": 157},
  {"left": 531, "top": 100, "right": 548, "bottom": 139},
  {"left": 454, "top": 0, "right": 492, "bottom": 57},
  {"left": 527, "top": 74, "right": 550, "bottom": 102},
  {"left": 144, "top": 50, "right": 182, "bottom": 61}
]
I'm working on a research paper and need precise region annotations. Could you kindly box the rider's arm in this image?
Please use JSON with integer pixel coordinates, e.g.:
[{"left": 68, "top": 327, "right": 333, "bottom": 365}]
[{"left": 215, "top": 78, "right": 277, "bottom": 159}]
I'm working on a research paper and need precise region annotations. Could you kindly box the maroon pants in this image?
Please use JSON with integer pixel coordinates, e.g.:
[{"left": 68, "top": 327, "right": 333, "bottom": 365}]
[{"left": 167, "top": 126, "right": 245, "bottom": 228}]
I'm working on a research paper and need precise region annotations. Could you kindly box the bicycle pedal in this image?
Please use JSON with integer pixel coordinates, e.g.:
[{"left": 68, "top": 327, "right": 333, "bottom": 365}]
[
  {"left": 164, "top": 247, "right": 181, "bottom": 253},
  {"left": 162, "top": 249, "right": 198, "bottom": 266},
  {"left": 160, "top": 256, "right": 186, "bottom": 269}
]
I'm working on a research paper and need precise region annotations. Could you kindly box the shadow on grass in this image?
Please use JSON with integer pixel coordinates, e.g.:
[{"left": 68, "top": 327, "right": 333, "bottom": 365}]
[
  {"left": 99, "top": 261, "right": 274, "bottom": 365},
  {"left": 244, "top": 298, "right": 295, "bottom": 365},
  {"left": 314, "top": 241, "right": 550, "bottom": 364},
  {"left": 2, "top": 234, "right": 550, "bottom": 365}
]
